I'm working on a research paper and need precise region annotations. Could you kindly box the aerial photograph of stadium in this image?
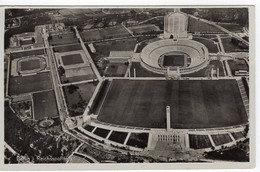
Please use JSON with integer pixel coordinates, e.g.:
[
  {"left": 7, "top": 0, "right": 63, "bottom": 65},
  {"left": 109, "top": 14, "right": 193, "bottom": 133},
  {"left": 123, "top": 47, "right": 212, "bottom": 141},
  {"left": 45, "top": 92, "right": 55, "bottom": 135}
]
[{"left": 4, "top": 7, "right": 252, "bottom": 166}]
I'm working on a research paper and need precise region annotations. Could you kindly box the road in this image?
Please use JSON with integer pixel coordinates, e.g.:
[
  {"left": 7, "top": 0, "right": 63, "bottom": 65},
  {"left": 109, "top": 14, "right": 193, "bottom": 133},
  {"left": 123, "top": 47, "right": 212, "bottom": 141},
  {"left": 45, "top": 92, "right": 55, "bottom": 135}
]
[
  {"left": 217, "top": 35, "right": 225, "bottom": 53},
  {"left": 121, "top": 22, "right": 134, "bottom": 36},
  {"left": 42, "top": 33, "right": 68, "bottom": 127}
]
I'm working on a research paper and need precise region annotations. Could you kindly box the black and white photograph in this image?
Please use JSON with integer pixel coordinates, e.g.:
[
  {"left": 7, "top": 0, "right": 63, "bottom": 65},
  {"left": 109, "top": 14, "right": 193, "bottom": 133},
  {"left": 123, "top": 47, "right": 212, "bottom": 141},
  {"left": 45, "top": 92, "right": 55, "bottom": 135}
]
[{"left": 2, "top": 5, "right": 256, "bottom": 170}]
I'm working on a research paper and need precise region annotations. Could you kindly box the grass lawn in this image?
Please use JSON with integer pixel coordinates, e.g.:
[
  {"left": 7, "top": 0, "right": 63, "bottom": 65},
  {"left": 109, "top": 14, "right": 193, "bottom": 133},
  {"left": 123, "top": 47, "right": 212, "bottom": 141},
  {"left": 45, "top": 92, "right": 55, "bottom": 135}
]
[
  {"left": 97, "top": 79, "right": 248, "bottom": 129},
  {"left": 209, "top": 60, "right": 225, "bottom": 76},
  {"left": 9, "top": 72, "right": 52, "bottom": 95},
  {"left": 53, "top": 44, "right": 82, "bottom": 53},
  {"left": 126, "top": 133, "right": 149, "bottom": 149},
  {"left": 20, "top": 39, "right": 34, "bottom": 45},
  {"left": 63, "top": 74, "right": 96, "bottom": 83},
  {"left": 163, "top": 55, "right": 185, "bottom": 67},
  {"left": 218, "top": 23, "right": 243, "bottom": 32},
  {"left": 182, "top": 60, "right": 225, "bottom": 77},
  {"left": 189, "top": 135, "right": 212, "bottom": 149},
  {"left": 108, "top": 131, "right": 128, "bottom": 144},
  {"left": 90, "top": 38, "right": 137, "bottom": 60},
  {"left": 80, "top": 26, "right": 130, "bottom": 42},
  {"left": 49, "top": 33, "right": 79, "bottom": 46},
  {"left": 221, "top": 37, "right": 249, "bottom": 53},
  {"left": 104, "top": 63, "right": 128, "bottom": 77},
  {"left": 83, "top": 125, "right": 95, "bottom": 132},
  {"left": 10, "top": 49, "right": 45, "bottom": 60},
  {"left": 193, "top": 37, "right": 219, "bottom": 53},
  {"left": 63, "top": 82, "right": 96, "bottom": 117},
  {"left": 227, "top": 59, "right": 249, "bottom": 75},
  {"left": 231, "top": 132, "right": 245, "bottom": 140},
  {"left": 32, "top": 90, "right": 58, "bottom": 120},
  {"left": 211, "top": 134, "right": 233, "bottom": 146},
  {"left": 93, "top": 128, "right": 110, "bottom": 138},
  {"left": 61, "top": 54, "right": 84, "bottom": 66},
  {"left": 136, "top": 42, "right": 148, "bottom": 53},
  {"left": 128, "top": 24, "right": 160, "bottom": 34},
  {"left": 188, "top": 17, "right": 223, "bottom": 33},
  {"left": 20, "top": 59, "right": 41, "bottom": 71},
  {"left": 130, "top": 62, "right": 164, "bottom": 77},
  {"left": 61, "top": 66, "right": 96, "bottom": 84}
]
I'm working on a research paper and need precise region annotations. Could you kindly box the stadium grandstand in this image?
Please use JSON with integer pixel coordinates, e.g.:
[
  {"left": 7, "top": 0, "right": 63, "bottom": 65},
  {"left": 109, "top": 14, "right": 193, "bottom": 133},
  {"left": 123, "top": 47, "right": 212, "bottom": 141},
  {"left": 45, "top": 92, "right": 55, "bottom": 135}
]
[{"left": 140, "top": 39, "right": 209, "bottom": 75}]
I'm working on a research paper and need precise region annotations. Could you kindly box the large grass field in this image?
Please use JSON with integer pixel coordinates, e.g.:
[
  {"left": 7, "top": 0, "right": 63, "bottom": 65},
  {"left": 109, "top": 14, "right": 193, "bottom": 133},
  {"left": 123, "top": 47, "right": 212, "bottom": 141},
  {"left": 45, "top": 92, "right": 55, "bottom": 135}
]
[
  {"left": 61, "top": 54, "right": 84, "bottom": 66},
  {"left": 97, "top": 79, "right": 248, "bottom": 129},
  {"left": 188, "top": 17, "right": 223, "bottom": 33},
  {"left": 20, "top": 59, "right": 41, "bottom": 71},
  {"left": 32, "top": 90, "right": 58, "bottom": 120},
  {"left": 80, "top": 26, "right": 130, "bottom": 42},
  {"left": 9, "top": 72, "right": 52, "bottom": 95}
]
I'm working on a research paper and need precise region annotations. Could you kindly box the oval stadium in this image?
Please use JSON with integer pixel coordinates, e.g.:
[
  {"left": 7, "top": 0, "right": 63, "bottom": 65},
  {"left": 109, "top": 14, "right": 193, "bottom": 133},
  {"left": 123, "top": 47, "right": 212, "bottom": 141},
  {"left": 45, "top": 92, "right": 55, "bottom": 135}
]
[{"left": 140, "top": 39, "right": 209, "bottom": 74}]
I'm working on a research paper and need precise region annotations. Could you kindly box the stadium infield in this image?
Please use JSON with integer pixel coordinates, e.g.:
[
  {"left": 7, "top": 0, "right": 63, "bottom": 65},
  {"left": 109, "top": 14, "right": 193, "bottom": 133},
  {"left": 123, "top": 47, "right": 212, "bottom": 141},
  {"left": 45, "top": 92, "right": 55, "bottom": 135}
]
[
  {"left": 97, "top": 79, "right": 248, "bottom": 129},
  {"left": 20, "top": 59, "right": 41, "bottom": 71},
  {"left": 163, "top": 54, "right": 185, "bottom": 67}
]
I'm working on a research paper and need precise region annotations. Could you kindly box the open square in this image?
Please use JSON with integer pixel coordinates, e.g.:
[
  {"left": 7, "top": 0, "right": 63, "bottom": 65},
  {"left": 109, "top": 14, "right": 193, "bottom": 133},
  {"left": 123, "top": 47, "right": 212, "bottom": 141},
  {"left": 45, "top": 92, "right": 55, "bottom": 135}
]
[{"left": 97, "top": 79, "right": 248, "bottom": 129}]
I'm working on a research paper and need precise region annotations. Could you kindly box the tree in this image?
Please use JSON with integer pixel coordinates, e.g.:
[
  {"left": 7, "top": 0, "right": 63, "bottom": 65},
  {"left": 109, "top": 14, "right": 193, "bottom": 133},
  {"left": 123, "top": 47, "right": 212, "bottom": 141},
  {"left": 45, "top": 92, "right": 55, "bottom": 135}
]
[
  {"left": 32, "top": 37, "right": 35, "bottom": 44},
  {"left": 67, "top": 84, "right": 79, "bottom": 94},
  {"left": 58, "top": 66, "right": 65, "bottom": 76},
  {"left": 48, "top": 34, "right": 53, "bottom": 41},
  {"left": 244, "top": 125, "right": 249, "bottom": 137}
]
